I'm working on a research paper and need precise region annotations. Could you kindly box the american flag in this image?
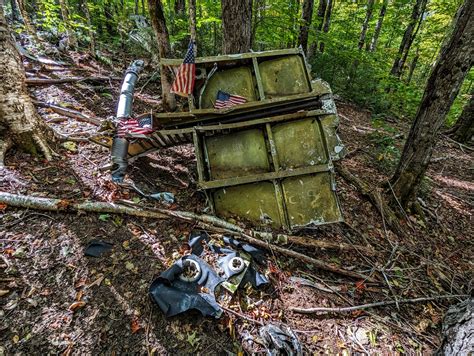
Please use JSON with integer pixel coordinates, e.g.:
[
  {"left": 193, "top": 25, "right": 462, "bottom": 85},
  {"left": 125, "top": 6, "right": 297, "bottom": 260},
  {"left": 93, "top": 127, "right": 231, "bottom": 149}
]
[
  {"left": 214, "top": 90, "right": 247, "bottom": 109},
  {"left": 170, "top": 41, "right": 196, "bottom": 96},
  {"left": 117, "top": 116, "right": 154, "bottom": 138}
]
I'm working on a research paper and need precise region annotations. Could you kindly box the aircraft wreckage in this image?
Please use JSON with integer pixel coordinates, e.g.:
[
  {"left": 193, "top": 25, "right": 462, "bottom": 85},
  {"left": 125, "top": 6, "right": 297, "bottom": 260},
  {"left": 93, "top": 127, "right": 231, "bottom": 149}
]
[{"left": 92, "top": 48, "right": 346, "bottom": 231}]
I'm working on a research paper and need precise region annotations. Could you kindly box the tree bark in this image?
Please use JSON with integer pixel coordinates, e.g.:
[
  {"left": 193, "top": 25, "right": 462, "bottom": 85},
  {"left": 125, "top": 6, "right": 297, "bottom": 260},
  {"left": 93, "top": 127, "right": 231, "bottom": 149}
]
[
  {"left": 298, "top": 0, "right": 314, "bottom": 55},
  {"left": 189, "top": 0, "right": 196, "bottom": 42},
  {"left": 358, "top": 0, "right": 375, "bottom": 50},
  {"left": 390, "top": 0, "right": 427, "bottom": 78},
  {"left": 10, "top": 0, "right": 20, "bottom": 22},
  {"left": 406, "top": 47, "right": 419, "bottom": 84},
  {"left": 174, "top": 0, "right": 185, "bottom": 15},
  {"left": 58, "top": 0, "right": 78, "bottom": 49},
  {"left": 435, "top": 298, "right": 473, "bottom": 356},
  {"left": 318, "top": 0, "right": 332, "bottom": 52},
  {"left": 79, "top": 0, "right": 95, "bottom": 55},
  {"left": 367, "top": 0, "right": 387, "bottom": 52},
  {"left": 16, "top": 0, "right": 36, "bottom": 38},
  {"left": 390, "top": 0, "right": 474, "bottom": 208},
  {"left": 221, "top": 0, "right": 252, "bottom": 54},
  {"left": 307, "top": 0, "right": 326, "bottom": 57},
  {"left": 147, "top": 0, "right": 176, "bottom": 111},
  {"left": 447, "top": 89, "right": 474, "bottom": 144},
  {"left": 0, "top": 9, "right": 53, "bottom": 161}
]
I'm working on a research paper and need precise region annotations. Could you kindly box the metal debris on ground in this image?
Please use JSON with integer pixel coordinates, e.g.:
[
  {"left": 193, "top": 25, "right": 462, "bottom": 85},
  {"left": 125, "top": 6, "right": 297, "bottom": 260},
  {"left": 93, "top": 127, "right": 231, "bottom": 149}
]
[
  {"left": 258, "top": 323, "right": 302, "bottom": 356},
  {"left": 149, "top": 231, "right": 268, "bottom": 317},
  {"left": 93, "top": 48, "right": 346, "bottom": 231}
]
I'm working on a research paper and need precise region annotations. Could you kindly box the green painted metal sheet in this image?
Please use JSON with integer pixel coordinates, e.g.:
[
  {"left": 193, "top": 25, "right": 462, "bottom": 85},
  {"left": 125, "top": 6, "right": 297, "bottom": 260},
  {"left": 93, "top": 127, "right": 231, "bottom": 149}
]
[
  {"left": 205, "top": 128, "right": 270, "bottom": 180},
  {"left": 212, "top": 182, "right": 285, "bottom": 228},
  {"left": 195, "top": 114, "right": 344, "bottom": 230},
  {"left": 259, "top": 55, "right": 311, "bottom": 98},
  {"left": 200, "top": 67, "right": 257, "bottom": 109}
]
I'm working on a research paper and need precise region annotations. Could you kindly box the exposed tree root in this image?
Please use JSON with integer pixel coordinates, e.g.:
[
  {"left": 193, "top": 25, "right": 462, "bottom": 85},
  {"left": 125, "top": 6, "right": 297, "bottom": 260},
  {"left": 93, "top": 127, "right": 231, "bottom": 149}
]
[
  {"left": 335, "top": 163, "right": 407, "bottom": 238},
  {"left": 0, "top": 136, "right": 12, "bottom": 167},
  {"left": 34, "top": 101, "right": 101, "bottom": 126},
  {"left": 0, "top": 191, "right": 376, "bottom": 281}
]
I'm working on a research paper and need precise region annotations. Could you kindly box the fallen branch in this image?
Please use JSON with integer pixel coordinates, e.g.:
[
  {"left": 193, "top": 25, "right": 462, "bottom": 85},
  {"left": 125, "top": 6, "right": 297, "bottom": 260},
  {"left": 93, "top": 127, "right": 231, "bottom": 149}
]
[
  {"left": 289, "top": 295, "right": 468, "bottom": 314},
  {"left": 25, "top": 76, "right": 120, "bottom": 85},
  {"left": 0, "top": 192, "right": 374, "bottom": 281},
  {"left": 335, "top": 163, "right": 407, "bottom": 238},
  {"left": 34, "top": 101, "right": 100, "bottom": 126},
  {"left": 196, "top": 222, "right": 377, "bottom": 282}
]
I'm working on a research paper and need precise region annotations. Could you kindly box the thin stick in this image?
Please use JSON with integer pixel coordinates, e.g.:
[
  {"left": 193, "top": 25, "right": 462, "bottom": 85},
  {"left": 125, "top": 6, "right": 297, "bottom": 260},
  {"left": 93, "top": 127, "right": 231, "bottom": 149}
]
[
  {"left": 220, "top": 306, "right": 264, "bottom": 326},
  {"left": 289, "top": 294, "right": 467, "bottom": 314}
]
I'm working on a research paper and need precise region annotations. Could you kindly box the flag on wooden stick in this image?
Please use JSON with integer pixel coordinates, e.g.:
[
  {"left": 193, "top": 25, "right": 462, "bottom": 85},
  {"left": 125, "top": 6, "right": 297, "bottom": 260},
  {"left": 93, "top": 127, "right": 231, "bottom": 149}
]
[{"left": 170, "top": 41, "right": 196, "bottom": 97}]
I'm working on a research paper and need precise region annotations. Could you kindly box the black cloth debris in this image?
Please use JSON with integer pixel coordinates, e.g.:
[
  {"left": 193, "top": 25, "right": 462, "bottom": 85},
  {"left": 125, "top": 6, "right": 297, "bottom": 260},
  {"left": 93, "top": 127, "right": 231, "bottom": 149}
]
[
  {"left": 149, "top": 255, "right": 224, "bottom": 318},
  {"left": 84, "top": 240, "right": 113, "bottom": 257},
  {"left": 259, "top": 324, "right": 302, "bottom": 356}
]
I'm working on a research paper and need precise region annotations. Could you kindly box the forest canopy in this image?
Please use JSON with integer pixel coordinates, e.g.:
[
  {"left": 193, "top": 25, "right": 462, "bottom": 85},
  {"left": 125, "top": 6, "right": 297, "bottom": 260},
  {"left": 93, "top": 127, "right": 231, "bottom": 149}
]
[{"left": 3, "top": 0, "right": 472, "bottom": 123}]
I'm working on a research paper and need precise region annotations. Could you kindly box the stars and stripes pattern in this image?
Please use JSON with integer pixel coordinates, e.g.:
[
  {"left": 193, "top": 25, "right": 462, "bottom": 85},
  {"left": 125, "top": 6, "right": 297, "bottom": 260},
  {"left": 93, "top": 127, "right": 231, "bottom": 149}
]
[
  {"left": 170, "top": 41, "right": 196, "bottom": 96},
  {"left": 214, "top": 90, "right": 247, "bottom": 109},
  {"left": 116, "top": 116, "right": 154, "bottom": 138}
]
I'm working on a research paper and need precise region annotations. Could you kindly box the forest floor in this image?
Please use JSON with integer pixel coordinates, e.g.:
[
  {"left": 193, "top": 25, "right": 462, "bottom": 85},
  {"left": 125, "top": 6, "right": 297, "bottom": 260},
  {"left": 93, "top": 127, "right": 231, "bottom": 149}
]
[{"left": 0, "top": 47, "right": 473, "bottom": 355}]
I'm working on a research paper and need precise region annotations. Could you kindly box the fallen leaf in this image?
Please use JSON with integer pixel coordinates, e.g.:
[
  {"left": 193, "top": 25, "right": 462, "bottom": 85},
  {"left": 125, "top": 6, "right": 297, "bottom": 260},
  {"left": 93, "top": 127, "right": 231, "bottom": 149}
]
[
  {"left": 0, "top": 289, "right": 10, "bottom": 297},
  {"left": 69, "top": 301, "right": 86, "bottom": 312},
  {"left": 0, "top": 203, "right": 7, "bottom": 211},
  {"left": 12, "top": 335, "right": 20, "bottom": 344},
  {"left": 131, "top": 318, "right": 141, "bottom": 334}
]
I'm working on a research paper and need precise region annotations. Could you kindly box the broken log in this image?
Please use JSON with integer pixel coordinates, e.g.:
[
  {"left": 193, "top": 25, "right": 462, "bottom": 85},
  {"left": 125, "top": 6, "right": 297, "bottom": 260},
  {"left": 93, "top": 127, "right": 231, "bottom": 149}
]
[
  {"left": 0, "top": 192, "right": 374, "bottom": 281},
  {"left": 25, "top": 76, "right": 120, "bottom": 85},
  {"left": 335, "top": 163, "right": 407, "bottom": 238},
  {"left": 33, "top": 101, "right": 100, "bottom": 126},
  {"left": 289, "top": 295, "right": 468, "bottom": 314}
]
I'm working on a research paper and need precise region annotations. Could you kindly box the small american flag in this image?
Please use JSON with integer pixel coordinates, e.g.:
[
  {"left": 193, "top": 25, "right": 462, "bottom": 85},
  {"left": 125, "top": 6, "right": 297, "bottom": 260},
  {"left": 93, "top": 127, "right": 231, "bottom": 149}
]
[
  {"left": 117, "top": 116, "right": 153, "bottom": 138},
  {"left": 170, "top": 41, "right": 196, "bottom": 96},
  {"left": 214, "top": 90, "right": 247, "bottom": 109}
]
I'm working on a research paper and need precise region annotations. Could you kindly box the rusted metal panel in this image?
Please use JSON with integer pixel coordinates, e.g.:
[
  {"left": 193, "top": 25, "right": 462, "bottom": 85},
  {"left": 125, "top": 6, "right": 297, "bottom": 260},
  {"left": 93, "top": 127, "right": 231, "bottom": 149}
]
[{"left": 195, "top": 114, "right": 343, "bottom": 230}]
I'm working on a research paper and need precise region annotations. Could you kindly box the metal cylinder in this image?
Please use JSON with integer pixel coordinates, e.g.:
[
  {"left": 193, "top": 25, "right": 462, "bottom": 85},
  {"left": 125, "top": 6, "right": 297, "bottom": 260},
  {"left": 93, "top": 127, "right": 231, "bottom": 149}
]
[{"left": 111, "top": 60, "right": 144, "bottom": 182}]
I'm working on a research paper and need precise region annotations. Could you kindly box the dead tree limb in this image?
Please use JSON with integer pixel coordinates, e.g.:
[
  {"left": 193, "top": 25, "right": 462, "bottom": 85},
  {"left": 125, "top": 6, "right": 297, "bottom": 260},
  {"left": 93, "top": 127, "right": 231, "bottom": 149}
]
[
  {"left": 197, "top": 222, "right": 377, "bottom": 282},
  {"left": 289, "top": 295, "right": 468, "bottom": 314},
  {"left": 25, "top": 76, "right": 120, "bottom": 85},
  {"left": 33, "top": 101, "right": 100, "bottom": 125},
  {"left": 0, "top": 192, "right": 374, "bottom": 281},
  {"left": 335, "top": 163, "right": 407, "bottom": 238}
]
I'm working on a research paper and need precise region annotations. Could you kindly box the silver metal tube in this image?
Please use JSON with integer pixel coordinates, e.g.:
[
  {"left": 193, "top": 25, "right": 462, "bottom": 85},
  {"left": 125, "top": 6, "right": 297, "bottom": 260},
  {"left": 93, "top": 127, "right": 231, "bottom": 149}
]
[{"left": 111, "top": 60, "right": 144, "bottom": 182}]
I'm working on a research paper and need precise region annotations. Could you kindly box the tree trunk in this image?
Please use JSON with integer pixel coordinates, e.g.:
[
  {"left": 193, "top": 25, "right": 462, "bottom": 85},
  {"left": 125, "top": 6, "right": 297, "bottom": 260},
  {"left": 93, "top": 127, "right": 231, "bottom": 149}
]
[
  {"left": 298, "top": 0, "right": 314, "bottom": 55},
  {"left": 0, "top": 9, "right": 53, "bottom": 162},
  {"left": 80, "top": 0, "right": 95, "bottom": 55},
  {"left": 358, "top": 0, "right": 375, "bottom": 50},
  {"left": 221, "top": 0, "right": 252, "bottom": 54},
  {"left": 435, "top": 298, "right": 473, "bottom": 356},
  {"left": 307, "top": 0, "right": 326, "bottom": 57},
  {"left": 319, "top": 0, "right": 332, "bottom": 52},
  {"left": 448, "top": 89, "right": 474, "bottom": 144},
  {"left": 147, "top": 0, "right": 176, "bottom": 111},
  {"left": 16, "top": 0, "right": 37, "bottom": 38},
  {"left": 189, "top": 0, "right": 196, "bottom": 42},
  {"left": 174, "top": 0, "right": 185, "bottom": 15},
  {"left": 10, "top": 0, "right": 20, "bottom": 22},
  {"left": 390, "top": 0, "right": 427, "bottom": 78},
  {"left": 390, "top": 0, "right": 474, "bottom": 208},
  {"left": 58, "top": 0, "right": 78, "bottom": 49},
  {"left": 367, "top": 0, "right": 387, "bottom": 52},
  {"left": 134, "top": 0, "right": 139, "bottom": 15},
  {"left": 406, "top": 47, "right": 419, "bottom": 84}
]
